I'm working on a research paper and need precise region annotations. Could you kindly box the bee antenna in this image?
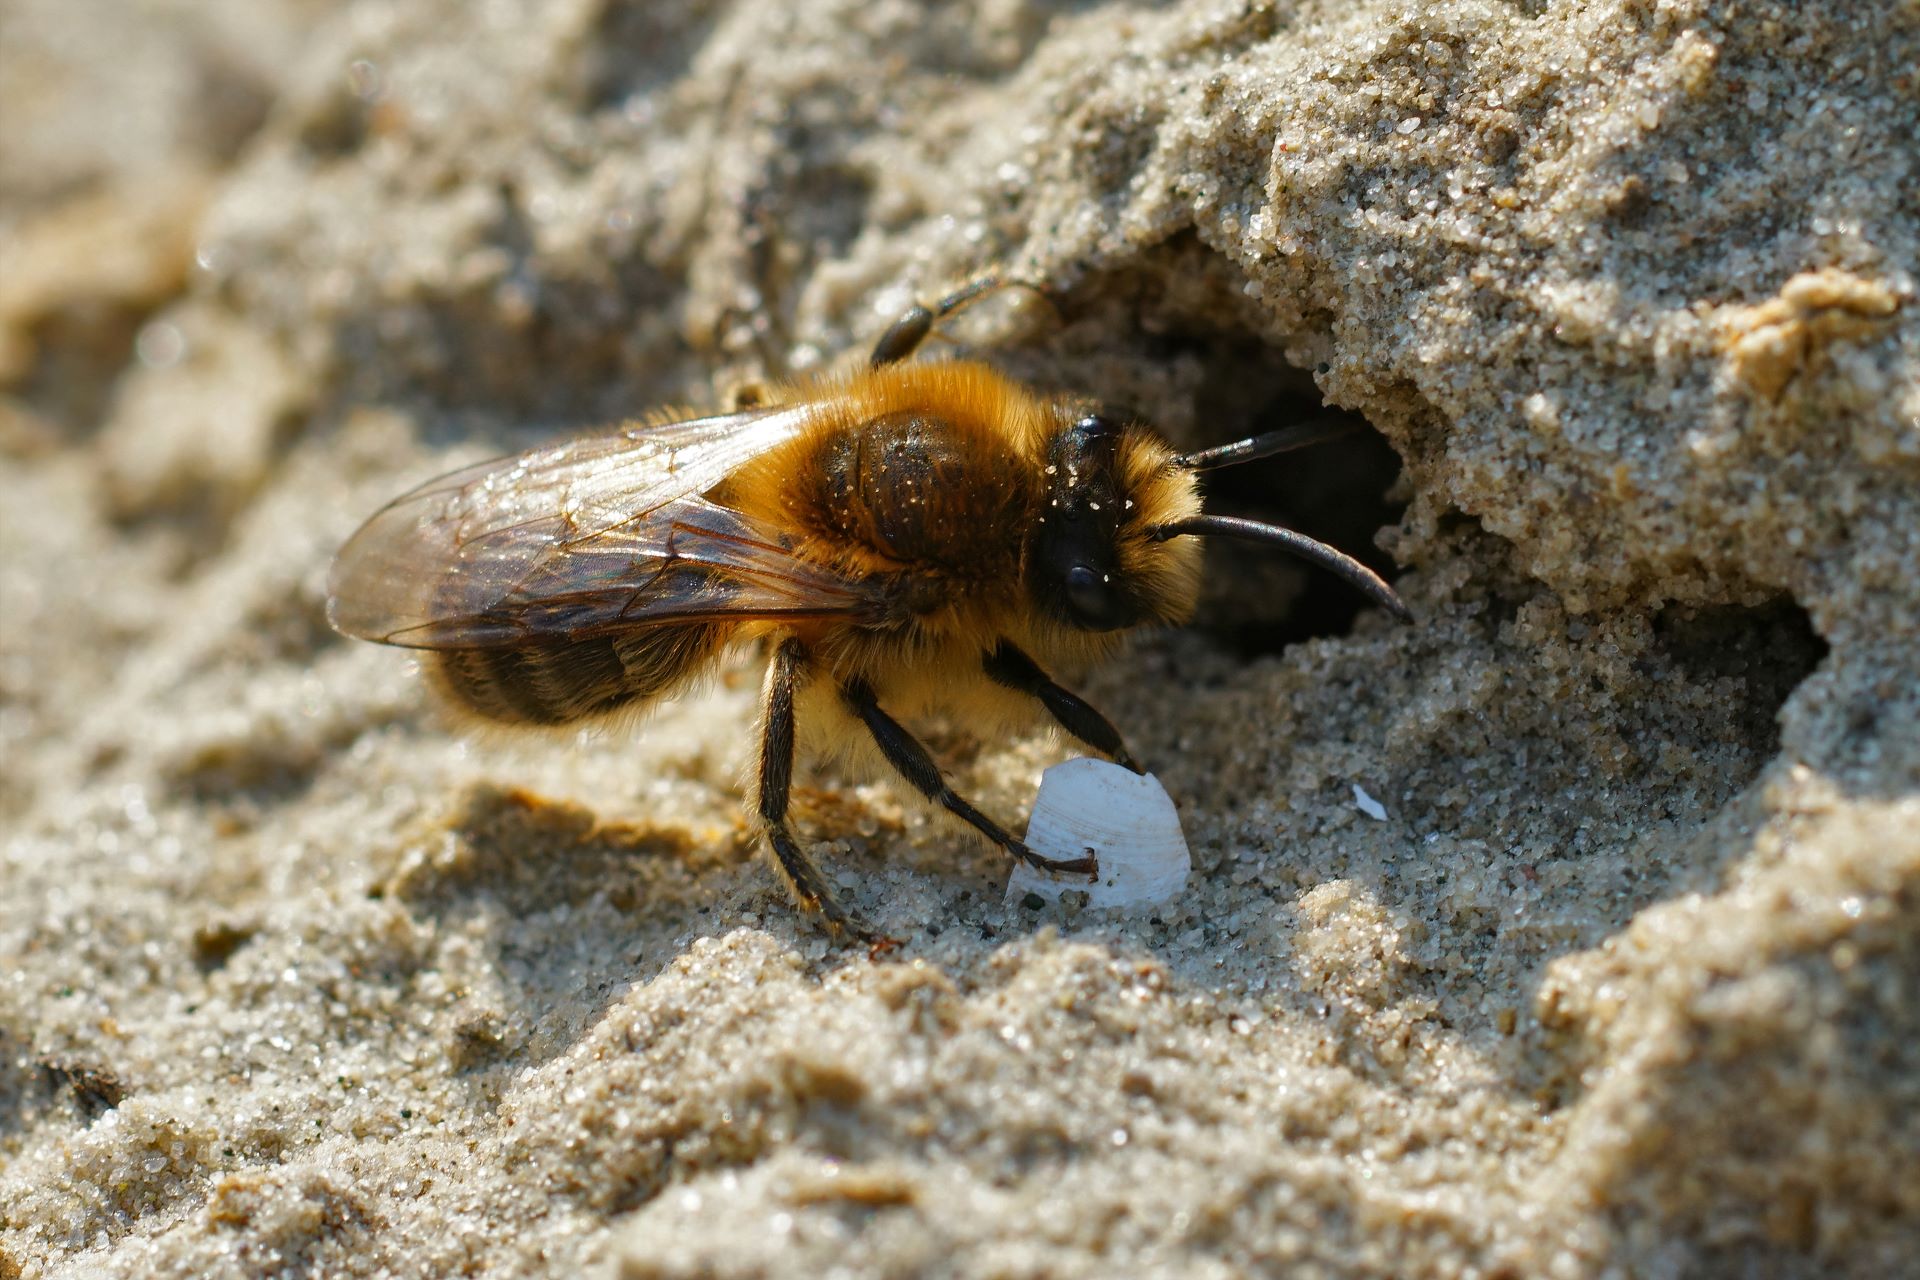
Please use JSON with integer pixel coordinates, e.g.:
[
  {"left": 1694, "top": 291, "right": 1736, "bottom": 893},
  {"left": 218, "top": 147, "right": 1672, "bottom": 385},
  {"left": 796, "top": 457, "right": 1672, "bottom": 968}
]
[
  {"left": 1173, "top": 417, "right": 1360, "bottom": 471},
  {"left": 1148, "top": 514, "right": 1413, "bottom": 622}
]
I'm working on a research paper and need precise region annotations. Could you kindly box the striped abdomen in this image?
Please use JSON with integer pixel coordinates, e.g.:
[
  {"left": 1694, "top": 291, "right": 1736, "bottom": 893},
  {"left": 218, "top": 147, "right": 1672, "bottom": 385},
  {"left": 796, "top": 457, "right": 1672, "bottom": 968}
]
[{"left": 429, "top": 624, "right": 725, "bottom": 726}]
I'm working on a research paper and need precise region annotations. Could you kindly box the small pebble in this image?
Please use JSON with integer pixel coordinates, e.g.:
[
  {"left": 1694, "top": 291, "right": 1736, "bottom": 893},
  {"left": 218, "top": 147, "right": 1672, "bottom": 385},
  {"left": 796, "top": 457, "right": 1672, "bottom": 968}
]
[
  {"left": 1005, "top": 759, "right": 1190, "bottom": 909},
  {"left": 1352, "top": 784, "right": 1388, "bottom": 821}
]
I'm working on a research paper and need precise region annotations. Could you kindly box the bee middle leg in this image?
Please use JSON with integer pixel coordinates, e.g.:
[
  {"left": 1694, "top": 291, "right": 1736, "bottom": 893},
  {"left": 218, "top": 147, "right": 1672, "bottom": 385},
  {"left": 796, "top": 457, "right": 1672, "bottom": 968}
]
[
  {"left": 983, "top": 641, "right": 1142, "bottom": 773},
  {"left": 759, "top": 638, "right": 863, "bottom": 935},
  {"left": 840, "top": 676, "right": 1098, "bottom": 879}
]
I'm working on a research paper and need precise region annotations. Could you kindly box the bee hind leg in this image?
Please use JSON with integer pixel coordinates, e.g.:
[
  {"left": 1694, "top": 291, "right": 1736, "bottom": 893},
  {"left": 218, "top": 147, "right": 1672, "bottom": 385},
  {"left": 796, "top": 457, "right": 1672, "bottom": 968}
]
[
  {"left": 867, "top": 276, "right": 1051, "bottom": 368},
  {"left": 983, "top": 641, "right": 1142, "bottom": 773},
  {"left": 723, "top": 377, "right": 774, "bottom": 411},
  {"left": 759, "top": 638, "right": 867, "bottom": 938},
  {"left": 840, "top": 676, "right": 1098, "bottom": 880}
]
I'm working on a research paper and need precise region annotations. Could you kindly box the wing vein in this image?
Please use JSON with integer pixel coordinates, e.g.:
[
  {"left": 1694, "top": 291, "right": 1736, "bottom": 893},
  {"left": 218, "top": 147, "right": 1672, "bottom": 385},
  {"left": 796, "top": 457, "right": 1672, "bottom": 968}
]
[{"left": 327, "top": 404, "right": 881, "bottom": 649}]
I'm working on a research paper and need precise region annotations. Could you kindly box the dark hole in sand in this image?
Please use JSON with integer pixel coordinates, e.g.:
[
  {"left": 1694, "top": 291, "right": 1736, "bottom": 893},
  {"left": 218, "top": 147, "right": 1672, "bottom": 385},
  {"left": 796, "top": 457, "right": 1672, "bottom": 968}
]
[
  {"left": 1170, "top": 348, "right": 1407, "bottom": 656},
  {"left": 1652, "top": 597, "right": 1828, "bottom": 758}
]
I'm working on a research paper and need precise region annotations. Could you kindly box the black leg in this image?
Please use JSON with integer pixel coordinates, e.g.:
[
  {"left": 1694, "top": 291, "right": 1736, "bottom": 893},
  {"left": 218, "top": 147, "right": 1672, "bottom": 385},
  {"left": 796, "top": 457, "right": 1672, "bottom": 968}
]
[
  {"left": 757, "top": 638, "right": 861, "bottom": 934},
  {"left": 841, "top": 677, "right": 1097, "bottom": 878},
  {"left": 723, "top": 377, "right": 772, "bottom": 411},
  {"left": 867, "top": 276, "right": 1015, "bottom": 368},
  {"left": 984, "top": 641, "right": 1141, "bottom": 773}
]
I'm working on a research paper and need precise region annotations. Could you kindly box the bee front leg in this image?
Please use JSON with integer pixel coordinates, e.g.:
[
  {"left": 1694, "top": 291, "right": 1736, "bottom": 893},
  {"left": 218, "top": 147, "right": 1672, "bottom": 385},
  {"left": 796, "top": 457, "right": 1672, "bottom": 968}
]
[
  {"left": 759, "top": 638, "right": 864, "bottom": 936},
  {"left": 840, "top": 676, "right": 1098, "bottom": 880},
  {"left": 983, "top": 641, "right": 1142, "bottom": 773}
]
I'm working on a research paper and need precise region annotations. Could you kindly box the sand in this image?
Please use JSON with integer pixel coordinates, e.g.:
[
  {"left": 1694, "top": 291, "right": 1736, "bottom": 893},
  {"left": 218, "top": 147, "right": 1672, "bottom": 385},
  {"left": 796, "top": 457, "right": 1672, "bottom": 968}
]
[{"left": 3, "top": 0, "right": 1916, "bottom": 1276}]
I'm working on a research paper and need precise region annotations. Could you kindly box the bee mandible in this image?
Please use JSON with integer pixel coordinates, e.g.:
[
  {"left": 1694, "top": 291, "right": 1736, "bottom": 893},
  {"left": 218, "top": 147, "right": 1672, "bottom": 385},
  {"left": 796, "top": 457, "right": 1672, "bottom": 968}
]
[{"left": 327, "top": 279, "right": 1411, "bottom": 935}]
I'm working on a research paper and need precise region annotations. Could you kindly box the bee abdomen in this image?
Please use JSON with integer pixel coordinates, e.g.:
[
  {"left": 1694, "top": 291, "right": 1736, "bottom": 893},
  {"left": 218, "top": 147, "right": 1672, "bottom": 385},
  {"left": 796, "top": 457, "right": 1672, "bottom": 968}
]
[
  {"left": 430, "top": 643, "right": 623, "bottom": 725},
  {"left": 611, "top": 625, "right": 724, "bottom": 702},
  {"left": 430, "top": 625, "right": 724, "bottom": 726}
]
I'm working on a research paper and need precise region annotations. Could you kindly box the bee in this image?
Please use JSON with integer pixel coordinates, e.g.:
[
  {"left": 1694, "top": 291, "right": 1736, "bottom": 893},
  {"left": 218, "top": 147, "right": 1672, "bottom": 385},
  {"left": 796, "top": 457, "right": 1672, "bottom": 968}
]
[{"left": 327, "top": 279, "right": 1411, "bottom": 936}]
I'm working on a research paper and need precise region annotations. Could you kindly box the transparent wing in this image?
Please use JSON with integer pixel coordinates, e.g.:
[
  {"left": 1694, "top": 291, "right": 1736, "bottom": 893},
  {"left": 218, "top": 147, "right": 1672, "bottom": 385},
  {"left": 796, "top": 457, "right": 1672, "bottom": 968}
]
[{"left": 327, "top": 405, "right": 878, "bottom": 648}]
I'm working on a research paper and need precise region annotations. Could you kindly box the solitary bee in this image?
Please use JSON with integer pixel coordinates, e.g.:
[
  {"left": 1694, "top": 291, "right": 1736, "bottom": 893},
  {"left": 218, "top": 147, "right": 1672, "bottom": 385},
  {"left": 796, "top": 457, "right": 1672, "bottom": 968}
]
[{"left": 328, "top": 280, "right": 1410, "bottom": 934}]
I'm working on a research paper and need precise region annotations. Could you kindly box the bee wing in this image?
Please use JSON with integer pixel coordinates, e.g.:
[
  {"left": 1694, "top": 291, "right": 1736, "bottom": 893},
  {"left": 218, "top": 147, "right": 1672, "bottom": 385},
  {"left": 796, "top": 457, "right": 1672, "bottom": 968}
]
[{"left": 328, "top": 405, "right": 876, "bottom": 648}]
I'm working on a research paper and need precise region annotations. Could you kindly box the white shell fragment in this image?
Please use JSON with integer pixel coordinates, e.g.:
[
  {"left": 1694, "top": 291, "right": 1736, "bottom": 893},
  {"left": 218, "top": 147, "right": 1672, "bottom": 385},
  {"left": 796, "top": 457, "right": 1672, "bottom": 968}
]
[
  {"left": 1005, "top": 758, "right": 1191, "bottom": 910},
  {"left": 1352, "top": 783, "right": 1388, "bottom": 821}
]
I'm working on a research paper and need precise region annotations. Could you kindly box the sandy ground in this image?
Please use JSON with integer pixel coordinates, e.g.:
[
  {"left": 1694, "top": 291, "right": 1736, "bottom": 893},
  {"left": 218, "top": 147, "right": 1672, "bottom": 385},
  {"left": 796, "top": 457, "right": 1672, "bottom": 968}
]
[{"left": 3, "top": 1, "right": 1917, "bottom": 1276}]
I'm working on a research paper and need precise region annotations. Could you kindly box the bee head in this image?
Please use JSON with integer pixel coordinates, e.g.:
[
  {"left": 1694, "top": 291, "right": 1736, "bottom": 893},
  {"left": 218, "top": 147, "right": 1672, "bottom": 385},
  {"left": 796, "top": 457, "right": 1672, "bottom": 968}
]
[
  {"left": 1028, "top": 409, "right": 1414, "bottom": 637},
  {"left": 1027, "top": 411, "right": 1204, "bottom": 633}
]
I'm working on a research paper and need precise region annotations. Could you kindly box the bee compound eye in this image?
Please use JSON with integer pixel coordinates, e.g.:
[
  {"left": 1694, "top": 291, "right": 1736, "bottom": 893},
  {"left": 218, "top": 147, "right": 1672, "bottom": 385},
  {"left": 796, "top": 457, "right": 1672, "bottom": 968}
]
[{"left": 1065, "top": 564, "right": 1111, "bottom": 625}]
